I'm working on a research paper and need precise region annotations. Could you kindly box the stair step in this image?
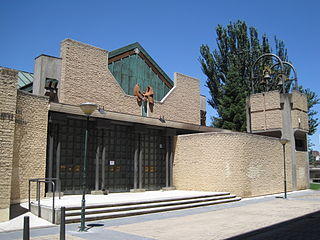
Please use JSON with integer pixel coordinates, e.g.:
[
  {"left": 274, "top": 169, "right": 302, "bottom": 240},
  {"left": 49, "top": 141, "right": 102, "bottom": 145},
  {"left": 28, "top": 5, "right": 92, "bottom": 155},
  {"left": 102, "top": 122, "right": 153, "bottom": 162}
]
[
  {"left": 65, "top": 192, "right": 231, "bottom": 210},
  {"left": 65, "top": 194, "right": 237, "bottom": 216},
  {"left": 65, "top": 197, "right": 241, "bottom": 223}
]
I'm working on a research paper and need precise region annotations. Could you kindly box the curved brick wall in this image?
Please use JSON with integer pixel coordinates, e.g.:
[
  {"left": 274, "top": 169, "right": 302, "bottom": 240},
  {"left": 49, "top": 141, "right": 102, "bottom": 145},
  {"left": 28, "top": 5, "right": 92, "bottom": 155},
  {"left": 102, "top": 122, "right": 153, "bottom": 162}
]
[{"left": 173, "top": 132, "right": 300, "bottom": 198}]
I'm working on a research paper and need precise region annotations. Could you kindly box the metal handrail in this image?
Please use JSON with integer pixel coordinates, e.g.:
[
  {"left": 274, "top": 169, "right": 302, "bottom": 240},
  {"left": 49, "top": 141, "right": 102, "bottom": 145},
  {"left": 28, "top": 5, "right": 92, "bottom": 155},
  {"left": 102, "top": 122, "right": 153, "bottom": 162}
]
[
  {"left": 28, "top": 178, "right": 61, "bottom": 224},
  {"left": 29, "top": 178, "right": 61, "bottom": 199}
]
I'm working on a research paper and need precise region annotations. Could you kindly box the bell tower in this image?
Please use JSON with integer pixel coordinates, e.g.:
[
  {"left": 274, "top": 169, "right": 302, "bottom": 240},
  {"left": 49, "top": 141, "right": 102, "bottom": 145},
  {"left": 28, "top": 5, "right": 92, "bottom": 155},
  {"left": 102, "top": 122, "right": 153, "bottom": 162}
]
[{"left": 246, "top": 54, "right": 309, "bottom": 190}]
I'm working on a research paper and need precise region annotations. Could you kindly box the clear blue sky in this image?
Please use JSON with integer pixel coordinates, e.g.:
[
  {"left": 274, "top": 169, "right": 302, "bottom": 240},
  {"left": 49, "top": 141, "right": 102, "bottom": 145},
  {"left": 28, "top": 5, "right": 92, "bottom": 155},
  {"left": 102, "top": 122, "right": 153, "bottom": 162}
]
[{"left": 1, "top": 0, "right": 319, "bottom": 149}]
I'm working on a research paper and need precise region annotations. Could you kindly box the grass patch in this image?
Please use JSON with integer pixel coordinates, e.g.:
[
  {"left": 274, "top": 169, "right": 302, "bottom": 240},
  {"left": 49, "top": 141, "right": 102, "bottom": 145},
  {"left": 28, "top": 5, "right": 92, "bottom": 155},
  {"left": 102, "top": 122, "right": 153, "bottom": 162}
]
[{"left": 310, "top": 183, "right": 320, "bottom": 190}]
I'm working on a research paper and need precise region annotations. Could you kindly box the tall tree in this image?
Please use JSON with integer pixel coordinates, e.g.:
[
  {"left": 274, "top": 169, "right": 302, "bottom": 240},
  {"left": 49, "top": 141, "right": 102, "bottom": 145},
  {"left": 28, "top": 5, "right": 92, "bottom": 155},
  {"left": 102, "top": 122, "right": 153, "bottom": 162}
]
[
  {"left": 199, "top": 20, "right": 319, "bottom": 132},
  {"left": 200, "top": 21, "right": 271, "bottom": 131},
  {"left": 298, "top": 87, "right": 320, "bottom": 135}
]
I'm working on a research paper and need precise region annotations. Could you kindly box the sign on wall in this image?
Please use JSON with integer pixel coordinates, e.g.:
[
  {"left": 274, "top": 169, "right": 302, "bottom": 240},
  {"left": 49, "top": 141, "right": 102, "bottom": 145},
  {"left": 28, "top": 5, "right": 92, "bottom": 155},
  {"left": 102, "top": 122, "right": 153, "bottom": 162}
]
[{"left": 0, "top": 107, "right": 27, "bottom": 124}]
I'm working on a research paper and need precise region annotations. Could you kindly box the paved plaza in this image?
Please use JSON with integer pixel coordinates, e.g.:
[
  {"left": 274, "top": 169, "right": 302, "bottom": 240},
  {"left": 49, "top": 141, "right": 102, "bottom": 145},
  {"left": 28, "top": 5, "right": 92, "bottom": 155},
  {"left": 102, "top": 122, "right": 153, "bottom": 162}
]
[{"left": 1, "top": 190, "right": 320, "bottom": 240}]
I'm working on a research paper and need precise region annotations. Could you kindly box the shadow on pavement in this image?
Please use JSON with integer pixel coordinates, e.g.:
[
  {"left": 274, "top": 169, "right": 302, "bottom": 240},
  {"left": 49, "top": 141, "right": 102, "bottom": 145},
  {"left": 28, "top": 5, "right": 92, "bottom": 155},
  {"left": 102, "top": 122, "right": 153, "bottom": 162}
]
[
  {"left": 227, "top": 210, "right": 320, "bottom": 240},
  {"left": 10, "top": 204, "right": 28, "bottom": 219}
]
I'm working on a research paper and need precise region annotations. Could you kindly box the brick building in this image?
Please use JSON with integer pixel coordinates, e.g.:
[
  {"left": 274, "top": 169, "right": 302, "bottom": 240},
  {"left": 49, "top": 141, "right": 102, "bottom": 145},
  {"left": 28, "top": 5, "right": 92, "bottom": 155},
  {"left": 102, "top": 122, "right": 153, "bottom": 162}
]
[{"left": 0, "top": 39, "right": 309, "bottom": 222}]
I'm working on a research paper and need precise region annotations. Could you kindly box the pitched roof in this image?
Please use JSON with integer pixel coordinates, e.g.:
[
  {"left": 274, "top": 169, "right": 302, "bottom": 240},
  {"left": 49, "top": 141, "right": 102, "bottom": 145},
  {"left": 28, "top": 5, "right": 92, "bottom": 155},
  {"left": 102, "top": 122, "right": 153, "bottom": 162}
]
[
  {"left": 108, "top": 42, "right": 173, "bottom": 88},
  {"left": 17, "top": 71, "right": 33, "bottom": 89}
]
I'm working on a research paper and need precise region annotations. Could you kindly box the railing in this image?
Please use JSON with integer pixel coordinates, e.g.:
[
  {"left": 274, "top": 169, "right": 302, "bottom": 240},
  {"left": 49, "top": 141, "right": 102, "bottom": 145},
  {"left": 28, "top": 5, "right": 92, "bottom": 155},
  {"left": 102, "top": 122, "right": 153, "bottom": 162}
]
[{"left": 28, "top": 178, "right": 61, "bottom": 223}]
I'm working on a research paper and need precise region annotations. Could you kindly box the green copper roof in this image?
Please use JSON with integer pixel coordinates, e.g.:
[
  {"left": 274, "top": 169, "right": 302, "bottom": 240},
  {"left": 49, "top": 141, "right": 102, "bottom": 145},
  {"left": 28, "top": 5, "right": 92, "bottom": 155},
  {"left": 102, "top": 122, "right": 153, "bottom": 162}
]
[
  {"left": 17, "top": 71, "right": 33, "bottom": 88},
  {"left": 17, "top": 71, "right": 34, "bottom": 92},
  {"left": 109, "top": 42, "right": 173, "bottom": 87}
]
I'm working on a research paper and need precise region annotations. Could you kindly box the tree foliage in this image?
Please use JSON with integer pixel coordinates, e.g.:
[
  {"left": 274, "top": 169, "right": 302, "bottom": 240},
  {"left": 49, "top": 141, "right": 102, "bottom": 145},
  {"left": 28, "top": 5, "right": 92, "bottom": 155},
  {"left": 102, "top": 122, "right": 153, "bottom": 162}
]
[
  {"left": 298, "top": 87, "right": 320, "bottom": 135},
  {"left": 199, "top": 20, "right": 319, "bottom": 134}
]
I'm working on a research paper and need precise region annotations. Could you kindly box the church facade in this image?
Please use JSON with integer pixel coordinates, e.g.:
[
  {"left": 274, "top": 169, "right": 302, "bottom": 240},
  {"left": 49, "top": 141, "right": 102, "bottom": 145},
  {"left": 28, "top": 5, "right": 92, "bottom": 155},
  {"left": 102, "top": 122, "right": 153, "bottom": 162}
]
[{"left": 0, "top": 39, "right": 309, "bottom": 222}]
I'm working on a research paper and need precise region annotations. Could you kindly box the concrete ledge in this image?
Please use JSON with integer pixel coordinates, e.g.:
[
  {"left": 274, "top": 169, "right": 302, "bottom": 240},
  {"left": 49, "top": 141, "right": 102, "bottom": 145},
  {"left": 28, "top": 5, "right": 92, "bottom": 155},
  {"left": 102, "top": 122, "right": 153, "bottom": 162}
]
[
  {"left": 130, "top": 189, "right": 146, "bottom": 193},
  {"left": 46, "top": 192, "right": 64, "bottom": 198},
  {"left": 91, "top": 190, "right": 108, "bottom": 195},
  {"left": 30, "top": 204, "right": 59, "bottom": 224},
  {"left": 162, "top": 187, "right": 176, "bottom": 191}
]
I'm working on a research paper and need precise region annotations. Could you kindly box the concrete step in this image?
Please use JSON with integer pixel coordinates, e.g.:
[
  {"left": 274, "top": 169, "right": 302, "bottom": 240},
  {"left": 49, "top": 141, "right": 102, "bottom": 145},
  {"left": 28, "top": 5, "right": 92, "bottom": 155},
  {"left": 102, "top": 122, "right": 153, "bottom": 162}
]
[
  {"left": 65, "top": 194, "right": 237, "bottom": 216},
  {"left": 65, "top": 195, "right": 241, "bottom": 223},
  {"left": 66, "top": 192, "right": 231, "bottom": 210}
]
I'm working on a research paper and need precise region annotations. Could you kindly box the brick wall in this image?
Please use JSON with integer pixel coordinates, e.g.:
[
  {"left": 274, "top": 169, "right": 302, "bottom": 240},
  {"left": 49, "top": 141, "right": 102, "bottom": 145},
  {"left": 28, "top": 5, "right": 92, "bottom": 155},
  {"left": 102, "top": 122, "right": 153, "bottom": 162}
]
[
  {"left": 11, "top": 91, "right": 49, "bottom": 204},
  {"left": 291, "top": 110, "right": 308, "bottom": 131},
  {"left": 0, "top": 67, "right": 49, "bottom": 222},
  {"left": 173, "top": 132, "right": 295, "bottom": 198},
  {"left": 250, "top": 91, "right": 281, "bottom": 111},
  {"left": 291, "top": 91, "right": 308, "bottom": 131},
  {"left": 296, "top": 151, "right": 309, "bottom": 190},
  {"left": 0, "top": 68, "right": 18, "bottom": 221},
  {"left": 250, "top": 90, "right": 308, "bottom": 132},
  {"left": 59, "top": 39, "right": 200, "bottom": 124},
  {"left": 148, "top": 73, "right": 200, "bottom": 124},
  {"left": 59, "top": 39, "right": 139, "bottom": 115},
  {"left": 292, "top": 90, "right": 308, "bottom": 112},
  {"left": 250, "top": 91, "right": 282, "bottom": 131}
]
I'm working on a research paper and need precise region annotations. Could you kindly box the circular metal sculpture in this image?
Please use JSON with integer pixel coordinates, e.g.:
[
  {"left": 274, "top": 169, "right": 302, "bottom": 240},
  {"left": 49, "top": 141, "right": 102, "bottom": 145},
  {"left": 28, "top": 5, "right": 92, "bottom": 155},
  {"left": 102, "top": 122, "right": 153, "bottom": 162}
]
[{"left": 251, "top": 53, "right": 298, "bottom": 94}]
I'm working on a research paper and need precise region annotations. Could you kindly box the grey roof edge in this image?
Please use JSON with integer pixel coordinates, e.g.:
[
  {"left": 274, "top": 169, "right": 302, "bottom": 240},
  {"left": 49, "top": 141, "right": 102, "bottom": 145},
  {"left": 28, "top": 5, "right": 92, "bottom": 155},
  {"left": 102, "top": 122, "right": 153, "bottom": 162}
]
[
  {"left": 49, "top": 102, "right": 223, "bottom": 132},
  {"left": 179, "top": 129, "right": 284, "bottom": 141},
  {"left": 35, "top": 54, "right": 62, "bottom": 60},
  {"left": 108, "top": 42, "right": 173, "bottom": 86},
  {"left": 108, "top": 42, "right": 140, "bottom": 58}
]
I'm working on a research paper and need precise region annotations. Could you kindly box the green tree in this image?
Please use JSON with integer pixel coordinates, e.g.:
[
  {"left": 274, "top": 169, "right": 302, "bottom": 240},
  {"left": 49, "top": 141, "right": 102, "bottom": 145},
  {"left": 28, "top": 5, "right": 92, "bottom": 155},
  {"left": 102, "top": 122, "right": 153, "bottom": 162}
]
[
  {"left": 298, "top": 87, "right": 320, "bottom": 135},
  {"left": 214, "top": 67, "right": 247, "bottom": 131},
  {"left": 199, "top": 20, "right": 301, "bottom": 131}
]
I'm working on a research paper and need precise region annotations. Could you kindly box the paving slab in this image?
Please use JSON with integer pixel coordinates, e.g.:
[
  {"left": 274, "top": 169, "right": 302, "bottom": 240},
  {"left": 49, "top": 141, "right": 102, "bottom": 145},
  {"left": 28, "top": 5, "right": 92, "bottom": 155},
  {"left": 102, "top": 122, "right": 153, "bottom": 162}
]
[
  {"left": 106, "top": 191, "right": 320, "bottom": 240},
  {"left": 1, "top": 190, "right": 320, "bottom": 240},
  {"left": 15, "top": 234, "right": 85, "bottom": 240},
  {"left": 0, "top": 212, "right": 53, "bottom": 232}
]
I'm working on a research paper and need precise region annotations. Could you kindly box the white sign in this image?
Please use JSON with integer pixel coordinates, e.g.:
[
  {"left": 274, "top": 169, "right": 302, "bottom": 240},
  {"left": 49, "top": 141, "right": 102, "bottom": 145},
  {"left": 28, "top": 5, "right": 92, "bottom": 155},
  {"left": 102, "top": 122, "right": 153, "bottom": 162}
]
[{"left": 110, "top": 161, "right": 115, "bottom": 166}]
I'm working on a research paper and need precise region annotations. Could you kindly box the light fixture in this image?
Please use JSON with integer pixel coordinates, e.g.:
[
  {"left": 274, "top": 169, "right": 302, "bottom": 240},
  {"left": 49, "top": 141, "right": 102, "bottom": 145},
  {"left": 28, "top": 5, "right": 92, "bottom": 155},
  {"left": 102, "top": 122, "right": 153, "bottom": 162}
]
[
  {"left": 279, "top": 138, "right": 289, "bottom": 199},
  {"left": 79, "top": 102, "right": 97, "bottom": 232},
  {"left": 80, "top": 102, "right": 97, "bottom": 116},
  {"left": 280, "top": 138, "right": 289, "bottom": 145}
]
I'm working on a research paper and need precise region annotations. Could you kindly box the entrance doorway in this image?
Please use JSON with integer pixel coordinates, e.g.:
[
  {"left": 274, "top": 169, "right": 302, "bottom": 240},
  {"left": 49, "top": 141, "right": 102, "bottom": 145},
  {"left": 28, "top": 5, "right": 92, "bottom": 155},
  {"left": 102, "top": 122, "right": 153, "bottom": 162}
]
[{"left": 47, "top": 112, "right": 169, "bottom": 194}]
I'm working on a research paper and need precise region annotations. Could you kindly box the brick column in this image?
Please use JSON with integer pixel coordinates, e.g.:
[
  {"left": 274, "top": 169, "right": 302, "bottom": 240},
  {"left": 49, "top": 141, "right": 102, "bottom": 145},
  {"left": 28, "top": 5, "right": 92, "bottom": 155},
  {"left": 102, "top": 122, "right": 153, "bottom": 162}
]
[{"left": 0, "top": 68, "right": 18, "bottom": 222}]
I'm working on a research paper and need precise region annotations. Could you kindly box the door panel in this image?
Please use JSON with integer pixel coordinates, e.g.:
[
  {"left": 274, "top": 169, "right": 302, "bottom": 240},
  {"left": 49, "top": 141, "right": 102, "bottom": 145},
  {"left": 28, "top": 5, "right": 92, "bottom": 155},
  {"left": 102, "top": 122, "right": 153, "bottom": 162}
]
[
  {"left": 142, "top": 129, "right": 166, "bottom": 190},
  {"left": 48, "top": 112, "right": 167, "bottom": 194}
]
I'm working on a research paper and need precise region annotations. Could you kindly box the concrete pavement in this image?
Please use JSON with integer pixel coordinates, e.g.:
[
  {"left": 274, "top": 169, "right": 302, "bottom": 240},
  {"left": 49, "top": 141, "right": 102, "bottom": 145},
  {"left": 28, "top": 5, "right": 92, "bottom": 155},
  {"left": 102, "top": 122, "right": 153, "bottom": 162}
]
[
  {"left": 1, "top": 190, "right": 320, "bottom": 239},
  {"left": 108, "top": 192, "right": 320, "bottom": 240}
]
